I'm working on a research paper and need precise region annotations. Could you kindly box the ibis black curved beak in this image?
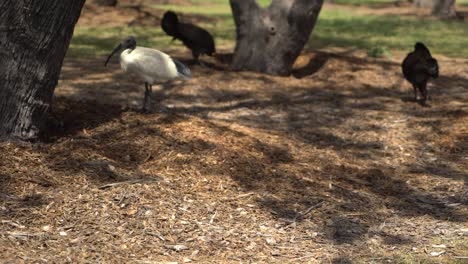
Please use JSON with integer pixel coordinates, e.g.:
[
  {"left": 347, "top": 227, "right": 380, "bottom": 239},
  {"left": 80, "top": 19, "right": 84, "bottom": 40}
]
[{"left": 104, "top": 43, "right": 122, "bottom": 67}]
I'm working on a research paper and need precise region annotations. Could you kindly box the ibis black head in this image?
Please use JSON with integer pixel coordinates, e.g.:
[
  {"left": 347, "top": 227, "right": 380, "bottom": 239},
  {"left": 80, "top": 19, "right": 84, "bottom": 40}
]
[
  {"left": 122, "top": 36, "right": 137, "bottom": 50},
  {"left": 161, "top": 11, "right": 179, "bottom": 37},
  {"left": 163, "top": 11, "right": 179, "bottom": 24},
  {"left": 104, "top": 36, "right": 137, "bottom": 67},
  {"left": 415, "top": 42, "right": 432, "bottom": 57}
]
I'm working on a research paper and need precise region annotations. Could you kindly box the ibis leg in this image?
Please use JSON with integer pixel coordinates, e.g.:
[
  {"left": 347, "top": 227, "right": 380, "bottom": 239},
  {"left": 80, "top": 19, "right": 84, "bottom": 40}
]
[
  {"left": 142, "top": 82, "right": 152, "bottom": 113},
  {"left": 192, "top": 50, "right": 199, "bottom": 63},
  {"left": 419, "top": 82, "right": 429, "bottom": 107},
  {"left": 192, "top": 51, "right": 207, "bottom": 67},
  {"left": 198, "top": 60, "right": 208, "bottom": 68},
  {"left": 147, "top": 84, "right": 153, "bottom": 111},
  {"left": 412, "top": 84, "right": 418, "bottom": 101}
]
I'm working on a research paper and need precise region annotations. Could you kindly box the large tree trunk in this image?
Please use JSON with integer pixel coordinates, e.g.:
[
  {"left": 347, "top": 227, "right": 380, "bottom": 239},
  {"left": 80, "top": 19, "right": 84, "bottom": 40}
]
[
  {"left": 414, "top": 0, "right": 456, "bottom": 17},
  {"left": 0, "top": 0, "right": 85, "bottom": 141},
  {"left": 229, "top": 0, "right": 323, "bottom": 76},
  {"left": 94, "top": 0, "right": 118, "bottom": 6}
]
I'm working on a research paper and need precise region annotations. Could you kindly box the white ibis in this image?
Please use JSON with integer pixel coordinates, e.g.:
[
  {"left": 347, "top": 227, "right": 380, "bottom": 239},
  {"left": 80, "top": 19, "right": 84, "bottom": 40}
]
[{"left": 104, "top": 36, "right": 191, "bottom": 112}]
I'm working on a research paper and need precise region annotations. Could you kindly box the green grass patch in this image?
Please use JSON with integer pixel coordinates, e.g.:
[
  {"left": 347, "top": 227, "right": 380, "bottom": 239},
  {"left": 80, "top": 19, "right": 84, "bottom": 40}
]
[
  {"left": 310, "top": 9, "right": 468, "bottom": 57},
  {"left": 367, "top": 46, "right": 392, "bottom": 58},
  {"left": 69, "top": 2, "right": 468, "bottom": 58},
  {"left": 327, "top": 0, "right": 468, "bottom": 6},
  {"left": 68, "top": 27, "right": 171, "bottom": 57},
  {"left": 68, "top": 20, "right": 236, "bottom": 57}
]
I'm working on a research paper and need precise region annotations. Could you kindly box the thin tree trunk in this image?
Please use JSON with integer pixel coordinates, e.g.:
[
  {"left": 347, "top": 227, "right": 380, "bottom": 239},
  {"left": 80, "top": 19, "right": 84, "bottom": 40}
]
[
  {"left": 414, "top": 0, "right": 456, "bottom": 17},
  {"left": 229, "top": 0, "right": 323, "bottom": 76},
  {"left": 0, "top": 0, "right": 85, "bottom": 140},
  {"left": 433, "top": 0, "right": 456, "bottom": 17}
]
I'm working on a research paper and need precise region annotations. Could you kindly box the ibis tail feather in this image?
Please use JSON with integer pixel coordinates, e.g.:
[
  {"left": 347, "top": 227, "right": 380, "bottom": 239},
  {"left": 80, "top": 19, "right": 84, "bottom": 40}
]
[{"left": 173, "top": 58, "right": 191, "bottom": 80}]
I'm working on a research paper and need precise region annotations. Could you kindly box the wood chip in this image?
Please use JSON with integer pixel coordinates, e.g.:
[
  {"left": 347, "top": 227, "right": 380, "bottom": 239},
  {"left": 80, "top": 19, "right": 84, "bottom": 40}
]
[
  {"left": 164, "top": 244, "right": 188, "bottom": 252},
  {"left": 430, "top": 251, "right": 445, "bottom": 257}
]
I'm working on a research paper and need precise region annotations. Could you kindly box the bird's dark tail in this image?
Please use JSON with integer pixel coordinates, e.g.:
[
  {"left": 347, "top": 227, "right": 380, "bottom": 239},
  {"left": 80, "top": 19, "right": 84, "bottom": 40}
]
[
  {"left": 427, "top": 58, "right": 439, "bottom": 78},
  {"left": 415, "top": 42, "right": 432, "bottom": 57},
  {"left": 173, "top": 58, "right": 191, "bottom": 80}
]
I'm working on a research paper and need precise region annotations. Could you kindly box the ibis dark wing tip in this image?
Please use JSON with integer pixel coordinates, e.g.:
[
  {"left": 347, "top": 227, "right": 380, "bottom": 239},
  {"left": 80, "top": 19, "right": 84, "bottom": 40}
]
[{"left": 172, "top": 58, "right": 191, "bottom": 79}]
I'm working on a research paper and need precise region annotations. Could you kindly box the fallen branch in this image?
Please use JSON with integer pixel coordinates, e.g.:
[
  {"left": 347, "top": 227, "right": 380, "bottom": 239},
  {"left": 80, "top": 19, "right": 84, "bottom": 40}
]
[
  {"left": 294, "top": 200, "right": 325, "bottom": 221},
  {"left": 223, "top": 192, "right": 255, "bottom": 201},
  {"left": 99, "top": 178, "right": 159, "bottom": 190},
  {"left": 285, "top": 200, "right": 325, "bottom": 225}
]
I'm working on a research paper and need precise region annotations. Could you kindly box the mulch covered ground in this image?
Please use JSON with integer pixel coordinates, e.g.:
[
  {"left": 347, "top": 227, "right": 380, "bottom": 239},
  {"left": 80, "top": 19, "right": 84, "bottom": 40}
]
[
  {"left": 0, "top": 3, "right": 467, "bottom": 263},
  {"left": 1, "top": 48, "right": 466, "bottom": 262}
]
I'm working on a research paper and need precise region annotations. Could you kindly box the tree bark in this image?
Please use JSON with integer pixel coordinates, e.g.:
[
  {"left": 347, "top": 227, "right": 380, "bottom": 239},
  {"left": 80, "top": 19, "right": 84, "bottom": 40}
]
[
  {"left": 0, "top": 0, "right": 85, "bottom": 140},
  {"left": 229, "top": 0, "right": 323, "bottom": 76},
  {"left": 433, "top": 0, "right": 456, "bottom": 17},
  {"left": 414, "top": 0, "right": 456, "bottom": 17},
  {"left": 94, "top": 0, "right": 118, "bottom": 7}
]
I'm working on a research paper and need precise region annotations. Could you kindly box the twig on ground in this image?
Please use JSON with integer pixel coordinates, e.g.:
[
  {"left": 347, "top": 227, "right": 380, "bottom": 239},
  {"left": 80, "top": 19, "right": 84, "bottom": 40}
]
[
  {"left": 117, "top": 190, "right": 127, "bottom": 205},
  {"left": 293, "top": 200, "right": 325, "bottom": 222},
  {"left": 393, "top": 118, "right": 409, "bottom": 123},
  {"left": 1, "top": 220, "right": 25, "bottom": 229},
  {"left": 369, "top": 257, "right": 392, "bottom": 260},
  {"left": 285, "top": 200, "right": 325, "bottom": 225},
  {"left": 291, "top": 254, "right": 316, "bottom": 261},
  {"left": 144, "top": 230, "right": 165, "bottom": 241},
  {"left": 143, "top": 153, "right": 152, "bottom": 163},
  {"left": 98, "top": 178, "right": 159, "bottom": 190},
  {"left": 209, "top": 211, "right": 217, "bottom": 224},
  {"left": 223, "top": 192, "right": 255, "bottom": 201},
  {"left": 3, "top": 232, "right": 45, "bottom": 240}
]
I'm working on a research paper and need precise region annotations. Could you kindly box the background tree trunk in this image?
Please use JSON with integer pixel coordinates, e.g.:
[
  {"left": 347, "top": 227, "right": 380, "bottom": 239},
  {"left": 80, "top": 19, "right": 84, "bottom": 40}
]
[
  {"left": 414, "top": 0, "right": 436, "bottom": 8},
  {"left": 414, "top": 0, "right": 456, "bottom": 17},
  {"left": 94, "top": 0, "right": 118, "bottom": 6},
  {"left": 433, "top": 0, "right": 456, "bottom": 17},
  {"left": 229, "top": 0, "right": 323, "bottom": 76},
  {"left": 0, "top": 0, "right": 85, "bottom": 140}
]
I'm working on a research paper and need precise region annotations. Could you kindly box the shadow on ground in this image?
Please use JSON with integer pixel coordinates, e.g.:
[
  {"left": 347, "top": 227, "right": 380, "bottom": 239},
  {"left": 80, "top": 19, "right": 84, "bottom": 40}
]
[{"left": 1, "top": 49, "right": 466, "bottom": 249}]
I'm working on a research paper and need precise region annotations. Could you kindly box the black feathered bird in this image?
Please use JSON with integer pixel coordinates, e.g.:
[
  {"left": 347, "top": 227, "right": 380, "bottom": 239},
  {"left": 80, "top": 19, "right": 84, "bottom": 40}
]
[
  {"left": 402, "top": 42, "right": 439, "bottom": 105},
  {"left": 161, "top": 11, "right": 216, "bottom": 64}
]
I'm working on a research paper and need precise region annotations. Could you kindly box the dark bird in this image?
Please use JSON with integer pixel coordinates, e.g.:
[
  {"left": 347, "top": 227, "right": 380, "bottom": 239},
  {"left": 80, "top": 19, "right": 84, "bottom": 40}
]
[
  {"left": 161, "top": 11, "right": 216, "bottom": 65},
  {"left": 104, "top": 36, "right": 191, "bottom": 113},
  {"left": 402, "top": 42, "right": 439, "bottom": 106}
]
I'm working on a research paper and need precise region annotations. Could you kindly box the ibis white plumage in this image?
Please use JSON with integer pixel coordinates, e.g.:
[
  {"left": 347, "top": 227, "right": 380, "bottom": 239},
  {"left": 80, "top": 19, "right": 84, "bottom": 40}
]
[{"left": 105, "top": 36, "right": 191, "bottom": 112}]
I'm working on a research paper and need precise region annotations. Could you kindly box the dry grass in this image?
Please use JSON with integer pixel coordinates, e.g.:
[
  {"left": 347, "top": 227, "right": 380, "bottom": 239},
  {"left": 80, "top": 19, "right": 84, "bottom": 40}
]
[{"left": 0, "top": 47, "right": 466, "bottom": 262}]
